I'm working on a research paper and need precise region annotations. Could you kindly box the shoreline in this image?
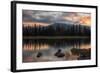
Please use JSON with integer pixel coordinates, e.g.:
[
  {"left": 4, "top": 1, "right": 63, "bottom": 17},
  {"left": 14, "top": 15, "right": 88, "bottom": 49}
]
[{"left": 23, "top": 36, "right": 90, "bottom": 39}]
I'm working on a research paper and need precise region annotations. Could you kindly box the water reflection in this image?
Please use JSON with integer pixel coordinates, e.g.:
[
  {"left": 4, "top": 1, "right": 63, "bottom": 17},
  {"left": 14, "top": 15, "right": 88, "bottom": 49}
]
[{"left": 23, "top": 38, "right": 91, "bottom": 62}]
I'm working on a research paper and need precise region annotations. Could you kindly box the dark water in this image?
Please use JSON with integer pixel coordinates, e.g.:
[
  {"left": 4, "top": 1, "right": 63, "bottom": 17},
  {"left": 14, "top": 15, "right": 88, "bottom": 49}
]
[{"left": 22, "top": 38, "right": 91, "bottom": 62}]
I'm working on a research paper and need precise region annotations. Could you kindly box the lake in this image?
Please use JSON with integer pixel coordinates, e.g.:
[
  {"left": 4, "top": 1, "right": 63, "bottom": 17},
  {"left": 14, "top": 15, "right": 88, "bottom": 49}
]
[{"left": 22, "top": 38, "right": 91, "bottom": 62}]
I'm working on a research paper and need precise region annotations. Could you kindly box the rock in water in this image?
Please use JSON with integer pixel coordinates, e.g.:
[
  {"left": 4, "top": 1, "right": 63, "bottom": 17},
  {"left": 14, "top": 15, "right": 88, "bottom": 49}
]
[
  {"left": 37, "top": 52, "right": 42, "bottom": 58},
  {"left": 55, "top": 49, "right": 61, "bottom": 56},
  {"left": 55, "top": 49, "right": 65, "bottom": 58}
]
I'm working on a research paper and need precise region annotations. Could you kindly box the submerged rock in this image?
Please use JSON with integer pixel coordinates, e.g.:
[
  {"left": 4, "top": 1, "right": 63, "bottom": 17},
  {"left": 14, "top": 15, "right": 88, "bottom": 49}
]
[{"left": 71, "top": 48, "right": 91, "bottom": 60}]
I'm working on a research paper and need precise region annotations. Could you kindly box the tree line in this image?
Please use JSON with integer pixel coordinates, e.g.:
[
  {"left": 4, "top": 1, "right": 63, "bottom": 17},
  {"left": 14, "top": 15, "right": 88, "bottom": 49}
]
[{"left": 23, "top": 23, "right": 90, "bottom": 36}]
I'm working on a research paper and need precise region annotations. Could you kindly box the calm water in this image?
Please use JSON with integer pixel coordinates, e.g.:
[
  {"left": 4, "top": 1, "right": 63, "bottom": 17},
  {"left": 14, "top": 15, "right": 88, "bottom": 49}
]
[{"left": 22, "top": 38, "right": 91, "bottom": 62}]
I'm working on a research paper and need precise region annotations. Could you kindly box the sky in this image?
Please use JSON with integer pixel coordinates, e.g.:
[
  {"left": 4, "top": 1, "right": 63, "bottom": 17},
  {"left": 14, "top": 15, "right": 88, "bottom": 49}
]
[{"left": 22, "top": 10, "right": 91, "bottom": 26}]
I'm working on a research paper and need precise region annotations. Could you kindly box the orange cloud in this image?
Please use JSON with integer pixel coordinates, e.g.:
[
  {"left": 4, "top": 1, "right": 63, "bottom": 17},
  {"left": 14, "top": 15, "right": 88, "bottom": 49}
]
[
  {"left": 63, "top": 15, "right": 91, "bottom": 26},
  {"left": 80, "top": 16, "right": 91, "bottom": 26}
]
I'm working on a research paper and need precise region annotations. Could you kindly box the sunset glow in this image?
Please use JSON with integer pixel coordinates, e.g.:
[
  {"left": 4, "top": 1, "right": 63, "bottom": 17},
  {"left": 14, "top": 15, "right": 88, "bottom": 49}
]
[
  {"left": 80, "top": 16, "right": 91, "bottom": 26},
  {"left": 23, "top": 44, "right": 49, "bottom": 51},
  {"left": 23, "top": 22, "right": 50, "bottom": 27}
]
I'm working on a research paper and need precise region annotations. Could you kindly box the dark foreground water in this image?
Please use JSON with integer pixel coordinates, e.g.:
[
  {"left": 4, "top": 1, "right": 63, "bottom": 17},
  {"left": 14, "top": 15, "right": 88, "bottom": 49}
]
[{"left": 22, "top": 38, "right": 91, "bottom": 62}]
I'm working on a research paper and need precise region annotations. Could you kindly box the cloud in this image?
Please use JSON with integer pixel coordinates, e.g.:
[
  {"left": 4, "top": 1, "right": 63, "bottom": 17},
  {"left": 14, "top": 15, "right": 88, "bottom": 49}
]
[
  {"left": 23, "top": 10, "right": 65, "bottom": 23},
  {"left": 22, "top": 10, "right": 90, "bottom": 25}
]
